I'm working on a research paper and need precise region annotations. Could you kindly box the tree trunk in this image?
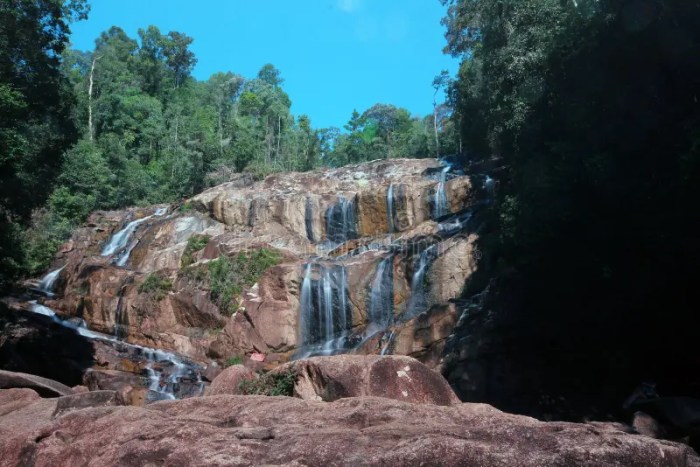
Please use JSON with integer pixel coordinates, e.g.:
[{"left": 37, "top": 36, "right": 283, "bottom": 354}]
[
  {"left": 433, "top": 96, "right": 440, "bottom": 159},
  {"left": 276, "top": 116, "right": 281, "bottom": 160},
  {"left": 88, "top": 55, "right": 98, "bottom": 142}
]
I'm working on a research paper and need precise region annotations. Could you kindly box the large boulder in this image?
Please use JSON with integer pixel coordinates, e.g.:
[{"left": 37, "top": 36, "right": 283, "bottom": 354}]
[
  {"left": 204, "top": 364, "right": 257, "bottom": 396},
  {"left": 0, "top": 389, "right": 697, "bottom": 467},
  {"left": 0, "top": 370, "right": 73, "bottom": 397},
  {"left": 271, "top": 355, "right": 461, "bottom": 406}
]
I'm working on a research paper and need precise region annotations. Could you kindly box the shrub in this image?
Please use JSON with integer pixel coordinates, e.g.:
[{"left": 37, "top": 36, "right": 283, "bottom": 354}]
[
  {"left": 238, "top": 370, "right": 296, "bottom": 397},
  {"left": 208, "top": 248, "right": 282, "bottom": 315},
  {"left": 225, "top": 355, "right": 243, "bottom": 367},
  {"left": 180, "top": 234, "right": 210, "bottom": 268},
  {"left": 180, "top": 264, "right": 208, "bottom": 282},
  {"left": 138, "top": 272, "right": 172, "bottom": 301}
]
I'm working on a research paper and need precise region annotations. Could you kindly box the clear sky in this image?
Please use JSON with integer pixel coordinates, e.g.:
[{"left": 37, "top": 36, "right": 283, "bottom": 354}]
[{"left": 68, "top": 0, "right": 458, "bottom": 129}]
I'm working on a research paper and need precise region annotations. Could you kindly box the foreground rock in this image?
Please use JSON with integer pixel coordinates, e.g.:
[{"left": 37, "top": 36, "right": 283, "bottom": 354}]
[
  {"left": 0, "top": 388, "right": 697, "bottom": 467},
  {"left": 271, "top": 355, "right": 460, "bottom": 406},
  {"left": 0, "top": 370, "right": 73, "bottom": 397}
]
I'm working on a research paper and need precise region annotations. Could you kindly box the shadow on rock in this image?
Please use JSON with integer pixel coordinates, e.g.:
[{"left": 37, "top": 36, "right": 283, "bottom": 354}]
[{"left": 0, "top": 302, "right": 95, "bottom": 387}]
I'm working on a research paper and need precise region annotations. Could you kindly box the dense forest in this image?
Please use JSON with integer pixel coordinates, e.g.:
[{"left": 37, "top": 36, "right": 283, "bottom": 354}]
[
  {"left": 443, "top": 0, "right": 700, "bottom": 408},
  {"left": 0, "top": 0, "right": 458, "bottom": 287}
]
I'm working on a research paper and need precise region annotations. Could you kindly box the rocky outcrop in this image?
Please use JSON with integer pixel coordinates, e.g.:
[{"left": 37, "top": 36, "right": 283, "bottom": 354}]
[
  {"left": 272, "top": 355, "right": 461, "bottom": 406},
  {"left": 0, "top": 303, "right": 94, "bottom": 386},
  {"left": 204, "top": 364, "right": 256, "bottom": 396},
  {"left": 1, "top": 387, "right": 697, "bottom": 467},
  {"left": 23, "top": 158, "right": 478, "bottom": 372}
]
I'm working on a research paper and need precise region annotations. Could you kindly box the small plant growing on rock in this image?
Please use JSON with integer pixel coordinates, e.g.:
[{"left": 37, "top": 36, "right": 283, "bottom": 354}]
[
  {"left": 180, "top": 234, "right": 211, "bottom": 268},
  {"left": 138, "top": 272, "right": 172, "bottom": 301},
  {"left": 208, "top": 248, "right": 282, "bottom": 315},
  {"left": 225, "top": 356, "right": 243, "bottom": 367},
  {"left": 238, "top": 370, "right": 296, "bottom": 397}
]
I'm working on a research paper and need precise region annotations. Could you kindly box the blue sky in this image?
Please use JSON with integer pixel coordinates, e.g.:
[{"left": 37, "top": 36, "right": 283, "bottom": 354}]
[{"left": 69, "top": 0, "right": 458, "bottom": 129}]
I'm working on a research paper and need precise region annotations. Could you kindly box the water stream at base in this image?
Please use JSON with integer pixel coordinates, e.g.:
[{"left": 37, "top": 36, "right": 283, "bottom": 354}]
[{"left": 28, "top": 265, "right": 201, "bottom": 400}]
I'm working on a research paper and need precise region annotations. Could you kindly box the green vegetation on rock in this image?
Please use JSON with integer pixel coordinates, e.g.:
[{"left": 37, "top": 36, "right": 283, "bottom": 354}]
[
  {"left": 180, "top": 234, "right": 211, "bottom": 268},
  {"left": 224, "top": 356, "right": 243, "bottom": 367},
  {"left": 238, "top": 371, "right": 296, "bottom": 397},
  {"left": 208, "top": 248, "right": 282, "bottom": 315},
  {"left": 138, "top": 272, "right": 172, "bottom": 301}
]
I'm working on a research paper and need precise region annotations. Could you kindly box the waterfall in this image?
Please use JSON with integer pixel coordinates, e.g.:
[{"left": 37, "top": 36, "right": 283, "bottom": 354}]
[
  {"left": 299, "top": 263, "right": 314, "bottom": 341},
  {"left": 404, "top": 245, "right": 437, "bottom": 319},
  {"left": 26, "top": 301, "right": 202, "bottom": 400},
  {"left": 433, "top": 165, "right": 451, "bottom": 219},
  {"left": 368, "top": 255, "right": 394, "bottom": 327},
  {"left": 438, "top": 211, "right": 473, "bottom": 236},
  {"left": 101, "top": 207, "right": 167, "bottom": 260},
  {"left": 325, "top": 197, "right": 357, "bottom": 244},
  {"left": 386, "top": 184, "right": 396, "bottom": 233},
  {"left": 297, "top": 262, "right": 352, "bottom": 357},
  {"left": 380, "top": 330, "right": 395, "bottom": 355},
  {"left": 37, "top": 266, "right": 64, "bottom": 297}
]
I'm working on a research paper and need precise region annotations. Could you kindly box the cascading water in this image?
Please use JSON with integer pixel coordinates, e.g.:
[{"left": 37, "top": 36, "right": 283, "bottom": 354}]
[
  {"left": 297, "top": 262, "right": 353, "bottom": 357},
  {"left": 101, "top": 207, "right": 167, "bottom": 262},
  {"left": 325, "top": 197, "right": 357, "bottom": 244},
  {"left": 25, "top": 300, "right": 202, "bottom": 400},
  {"left": 404, "top": 245, "right": 438, "bottom": 319},
  {"left": 433, "top": 165, "right": 451, "bottom": 219},
  {"left": 37, "top": 266, "right": 64, "bottom": 297},
  {"left": 386, "top": 184, "right": 396, "bottom": 233},
  {"left": 368, "top": 255, "right": 394, "bottom": 327}
]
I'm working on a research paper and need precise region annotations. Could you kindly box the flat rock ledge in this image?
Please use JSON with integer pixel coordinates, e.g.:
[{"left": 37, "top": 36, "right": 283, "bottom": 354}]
[{"left": 1, "top": 388, "right": 698, "bottom": 466}]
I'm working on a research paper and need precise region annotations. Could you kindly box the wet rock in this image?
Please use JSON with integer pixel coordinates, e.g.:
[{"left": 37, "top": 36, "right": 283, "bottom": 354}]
[
  {"left": 0, "top": 391, "right": 697, "bottom": 467},
  {"left": 272, "top": 355, "right": 460, "bottom": 406},
  {"left": 0, "top": 370, "right": 73, "bottom": 398}
]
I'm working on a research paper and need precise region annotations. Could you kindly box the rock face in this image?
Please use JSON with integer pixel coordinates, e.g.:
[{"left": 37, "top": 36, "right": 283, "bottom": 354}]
[
  {"left": 0, "top": 370, "right": 74, "bottom": 397},
  {"left": 0, "top": 302, "right": 94, "bottom": 386},
  {"left": 204, "top": 364, "right": 257, "bottom": 396},
  {"left": 26, "top": 158, "right": 480, "bottom": 372},
  {"left": 272, "top": 355, "right": 461, "bottom": 406},
  {"left": 1, "top": 387, "right": 697, "bottom": 467}
]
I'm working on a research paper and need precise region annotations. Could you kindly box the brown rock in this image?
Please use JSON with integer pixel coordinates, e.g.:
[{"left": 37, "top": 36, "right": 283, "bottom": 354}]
[
  {"left": 0, "top": 392, "right": 697, "bottom": 467},
  {"left": 0, "top": 370, "right": 73, "bottom": 397},
  {"left": 272, "top": 355, "right": 461, "bottom": 406},
  {"left": 204, "top": 364, "right": 257, "bottom": 396},
  {"left": 53, "top": 390, "right": 125, "bottom": 416}
]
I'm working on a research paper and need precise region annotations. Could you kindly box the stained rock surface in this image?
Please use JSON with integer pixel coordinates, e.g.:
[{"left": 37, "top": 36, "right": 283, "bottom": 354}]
[
  {"left": 27, "top": 158, "right": 479, "bottom": 372},
  {"left": 0, "top": 387, "right": 697, "bottom": 467},
  {"left": 271, "top": 354, "right": 461, "bottom": 406}
]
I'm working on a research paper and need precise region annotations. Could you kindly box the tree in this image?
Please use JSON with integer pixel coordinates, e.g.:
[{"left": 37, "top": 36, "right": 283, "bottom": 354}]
[
  {"left": 162, "top": 31, "right": 197, "bottom": 89},
  {"left": 0, "top": 0, "right": 89, "bottom": 287}
]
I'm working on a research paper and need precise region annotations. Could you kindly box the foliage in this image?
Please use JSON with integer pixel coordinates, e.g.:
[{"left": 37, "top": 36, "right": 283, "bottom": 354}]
[
  {"left": 0, "top": 0, "right": 89, "bottom": 288},
  {"left": 224, "top": 356, "right": 243, "bottom": 367},
  {"left": 180, "top": 234, "right": 210, "bottom": 268},
  {"left": 238, "top": 370, "right": 296, "bottom": 397},
  {"left": 138, "top": 272, "right": 172, "bottom": 301},
  {"left": 2, "top": 12, "right": 457, "bottom": 287},
  {"left": 444, "top": 0, "right": 700, "bottom": 405},
  {"left": 208, "top": 248, "right": 282, "bottom": 315}
]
